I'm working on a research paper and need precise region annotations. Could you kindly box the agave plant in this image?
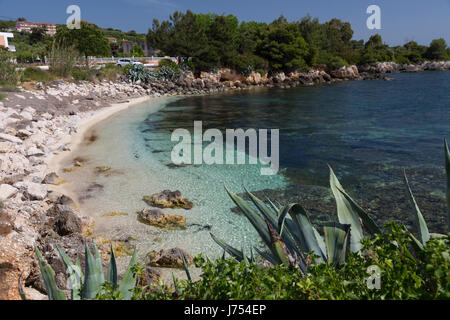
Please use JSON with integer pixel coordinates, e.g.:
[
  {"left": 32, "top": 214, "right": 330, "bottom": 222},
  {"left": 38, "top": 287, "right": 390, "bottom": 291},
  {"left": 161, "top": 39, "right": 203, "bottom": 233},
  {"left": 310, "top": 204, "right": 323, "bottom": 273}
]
[
  {"left": 19, "top": 244, "right": 138, "bottom": 300},
  {"left": 212, "top": 139, "right": 450, "bottom": 270}
]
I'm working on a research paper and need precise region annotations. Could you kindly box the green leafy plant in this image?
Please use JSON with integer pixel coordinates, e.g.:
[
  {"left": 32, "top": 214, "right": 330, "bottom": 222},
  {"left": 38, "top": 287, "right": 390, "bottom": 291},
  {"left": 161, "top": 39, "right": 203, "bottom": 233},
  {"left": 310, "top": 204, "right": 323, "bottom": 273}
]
[
  {"left": 131, "top": 224, "right": 449, "bottom": 300},
  {"left": 19, "top": 244, "right": 138, "bottom": 300},
  {"left": 23, "top": 67, "right": 55, "bottom": 82},
  {"left": 158, "top": 58, "right": 179, "bottom": 72},
  {"left": 212, "top": 139, "right": 450, "bottom": 270},
  {"left": 0, "top": 48, "right": 22, "bottom": 85}
]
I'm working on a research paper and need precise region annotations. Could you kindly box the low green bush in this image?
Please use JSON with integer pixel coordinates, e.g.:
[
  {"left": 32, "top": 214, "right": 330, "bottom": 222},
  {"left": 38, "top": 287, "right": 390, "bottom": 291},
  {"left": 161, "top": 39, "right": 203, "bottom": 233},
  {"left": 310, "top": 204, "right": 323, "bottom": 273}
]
[
  {"left": 23, "top": 67, "right": 55, "bottom": 82},
  {"left": 130, "top": 224, "right": 449, "bottom": 300},
  {"left": 158, "top": 58, "right": 179, "bottom": 72},
  {"left": 71, "top": 67, "right": 94, "bottom": 81},
  {"left": 0, "top": 92, "right": 5, "bottom": 100},
  {"left": 0, "top": 49, "right": 22, "bottom": 85}
]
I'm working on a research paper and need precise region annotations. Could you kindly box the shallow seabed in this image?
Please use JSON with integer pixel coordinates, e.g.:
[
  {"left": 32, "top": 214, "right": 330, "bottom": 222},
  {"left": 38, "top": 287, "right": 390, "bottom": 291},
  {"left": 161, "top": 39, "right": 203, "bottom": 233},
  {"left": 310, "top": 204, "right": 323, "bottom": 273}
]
[{"left": 61, "top": 71, "right": 450, "bottom": 277}]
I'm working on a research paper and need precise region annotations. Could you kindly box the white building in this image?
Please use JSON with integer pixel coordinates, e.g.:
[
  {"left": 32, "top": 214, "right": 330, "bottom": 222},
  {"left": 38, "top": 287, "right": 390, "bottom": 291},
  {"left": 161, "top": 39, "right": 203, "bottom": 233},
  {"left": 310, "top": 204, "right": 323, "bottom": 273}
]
[{"left": 0, "top": 32, "right": 15, "bottom": 52}]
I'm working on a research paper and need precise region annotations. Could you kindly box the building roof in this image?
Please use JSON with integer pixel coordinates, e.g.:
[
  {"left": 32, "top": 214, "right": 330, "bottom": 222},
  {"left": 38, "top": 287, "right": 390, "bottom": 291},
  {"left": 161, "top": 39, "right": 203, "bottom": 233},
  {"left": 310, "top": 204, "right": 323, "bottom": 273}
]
[{"left": 16, "top": 21, "right": 55, "bottom": 26}]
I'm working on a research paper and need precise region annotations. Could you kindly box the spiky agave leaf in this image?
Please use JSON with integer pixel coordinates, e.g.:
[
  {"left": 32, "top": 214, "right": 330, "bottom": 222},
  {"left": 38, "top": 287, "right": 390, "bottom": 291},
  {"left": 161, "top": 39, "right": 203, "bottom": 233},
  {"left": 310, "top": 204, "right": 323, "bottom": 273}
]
[
  {"left": 323, "top": 223, "right": 350, "bottom": 266},
  {"left": 403, "top": 170, "right": 430, "bottom": 244},
  {"left": 265, "top": 219, "right": 291, "bottom": 267},
  {"left": 253, "top": 246, "right": 278, "bottom": 266},
  {"left": 445, "top": 138, "right": 450, "bottom": 231},
  {"left": 118, "top": 249, "right": 137, "bottom": 300},
  {"left": 243, "top": 188, "right": 305, "bottom": 266},
  {"left": 210, "top": 233, "right": 244, "bottom": 261},
  {"left": 82, "top": 243, "right": 105, "bottom": 299},
  {"left": 284, "top": 204, "right": 326, "bottom": 262},
  {"left": 329, "top": 165, "right": 364, "bottom": 252},
  {"left": 336, "top": 186, "right": 381, "bottom": 235},
  {"left": 18, "top": 272, "right": 27, "bottom": 300},
  {"left": 244, "top": 187, "right": 278, "bottom": 225},
  {"left": 35, "top": 246, "right": 67, "bottom": 300},
  {"left": 225, "top": 186, "right": 272, "bottom": 247},
  {"left": 181, "top": 254, "right": 192, "bottom": 282},
  {"left": 225, "top": 186, "right": 284, "bottom": 263},
  {"left": 172, "top": 273, "right": 181, "bottom": 295},
  {"left": 56, "top": 244, "right": 82, "bottom": 300},
  {"left": 107, "top": 244, "right": 118, "bottom": 289}
]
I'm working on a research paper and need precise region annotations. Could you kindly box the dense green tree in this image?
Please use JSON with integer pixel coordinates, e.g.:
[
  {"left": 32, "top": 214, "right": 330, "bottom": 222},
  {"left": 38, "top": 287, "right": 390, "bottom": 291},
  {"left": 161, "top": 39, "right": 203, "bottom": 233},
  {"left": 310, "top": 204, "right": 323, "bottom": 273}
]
[
  {"left": 359, "top": 34, "right": 391, "bottom": 65},
  {"left": 148, "top": 10, "right": 212, "bottom": 72},
  {"left": 55, "top": 21, "right": 110, "bottom": 68},
  {"left": 256, "top": 16, "right": 310, "bottom": 73},
  {"left": 0, "top": 20, "right": 16, "bottom": 31},
  {"left": 425, "top": 38, "right": 448, "bottom": 60},
  {"left": 130, "top": 45, "right": 144, "bottom": 57},
  {"left": 29, "top": 27, "right": 46, "bottom": 45},
  {"left": 401, "top": 41, "right": 428, "bottom": 63}
]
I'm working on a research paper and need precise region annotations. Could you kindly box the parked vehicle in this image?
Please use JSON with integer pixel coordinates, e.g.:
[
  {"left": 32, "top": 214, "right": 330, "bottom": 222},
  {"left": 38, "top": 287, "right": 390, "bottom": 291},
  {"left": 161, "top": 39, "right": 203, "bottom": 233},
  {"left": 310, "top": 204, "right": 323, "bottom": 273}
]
[{"left": 116, "top": 58, "right": 143, "bottom": 67}]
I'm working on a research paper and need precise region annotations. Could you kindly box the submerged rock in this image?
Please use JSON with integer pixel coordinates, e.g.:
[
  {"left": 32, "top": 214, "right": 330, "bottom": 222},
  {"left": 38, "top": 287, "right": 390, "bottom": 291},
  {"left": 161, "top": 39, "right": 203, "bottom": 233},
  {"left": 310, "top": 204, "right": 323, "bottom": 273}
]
[
  {"left": 95, "top": 166, "right": 111, "bottom": 174},
  {"left": 138, "top": 208, "right": 186, "bottom": 229},
  {"left": 137, "top": 267, "right": 162, "bottom": 286},
  {"left": 101, "top": 211, "right": 128, "bottom": 217},
  {"left": 43, "top": 172, "right": 67, "bottom": 186},
  {"left": 146, "top": 247, "right": 193, "bottom": 269},
  {"left": 142, "top": 190, "right": 194, "bottom": 210}
]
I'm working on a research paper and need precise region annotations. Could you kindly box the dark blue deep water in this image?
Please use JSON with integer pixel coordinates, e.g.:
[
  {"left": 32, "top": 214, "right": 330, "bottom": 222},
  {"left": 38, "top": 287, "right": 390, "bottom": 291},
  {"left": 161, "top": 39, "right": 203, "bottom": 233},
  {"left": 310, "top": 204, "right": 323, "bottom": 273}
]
[{"left": 142, "top": 71, "right": 450, "bottom": 233}]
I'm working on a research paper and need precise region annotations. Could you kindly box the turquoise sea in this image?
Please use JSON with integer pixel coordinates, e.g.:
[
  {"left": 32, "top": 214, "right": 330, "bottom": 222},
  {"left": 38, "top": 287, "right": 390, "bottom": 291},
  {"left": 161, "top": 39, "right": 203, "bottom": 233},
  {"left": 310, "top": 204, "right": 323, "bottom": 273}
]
[{"left": 61, "top": 71, "right": 450, "bottom": 267}]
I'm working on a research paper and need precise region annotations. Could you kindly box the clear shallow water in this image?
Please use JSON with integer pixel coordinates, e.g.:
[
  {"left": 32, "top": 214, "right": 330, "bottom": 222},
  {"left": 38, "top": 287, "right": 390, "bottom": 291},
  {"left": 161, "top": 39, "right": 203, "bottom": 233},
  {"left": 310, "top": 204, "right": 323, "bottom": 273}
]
[{"left": 62, "top": 71, "right": 450, "bottom": 266}]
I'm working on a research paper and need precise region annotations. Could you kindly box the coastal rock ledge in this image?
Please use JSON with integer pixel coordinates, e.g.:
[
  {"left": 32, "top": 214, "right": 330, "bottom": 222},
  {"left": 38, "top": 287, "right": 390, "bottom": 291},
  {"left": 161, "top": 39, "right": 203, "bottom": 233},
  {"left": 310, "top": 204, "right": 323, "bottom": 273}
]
[
  {"left": 138, "top": 208, "right": 186, "bottom": 229},
  {"left": 142, "top": 190, "right": 194, "bottom": 210},
  {"left": 146, "top": 247, "right": 193, "bottom": 269}
]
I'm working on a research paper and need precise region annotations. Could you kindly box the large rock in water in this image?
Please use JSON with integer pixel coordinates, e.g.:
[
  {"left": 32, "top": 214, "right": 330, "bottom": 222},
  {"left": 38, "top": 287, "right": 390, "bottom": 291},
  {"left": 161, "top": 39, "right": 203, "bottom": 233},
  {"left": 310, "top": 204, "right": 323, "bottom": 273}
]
[
  {"left": 330, "top": 65, "right": 360, "bottom": 79},
  {"left": 43, "top": 172, "right": 66, "bottom": 186},
  {"left": 138, "top": 208, "right": 186, "bottom": 229},
  {"left": 146, "top": 248, "right": 193, "bottom": 269},
  {"left": 142, "top": 190, "right": 194, "bottom": 210}
]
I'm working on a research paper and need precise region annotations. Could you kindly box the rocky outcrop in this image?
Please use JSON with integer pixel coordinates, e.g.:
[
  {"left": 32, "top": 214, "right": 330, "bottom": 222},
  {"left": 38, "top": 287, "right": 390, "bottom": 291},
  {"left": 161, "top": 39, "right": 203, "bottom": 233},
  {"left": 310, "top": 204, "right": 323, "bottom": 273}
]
[
  {"left": 143, "top": 190, "right": 194, "bottom": 210},
  {"left": 42, "top": 172, "right": 66, "bottom": 186},
  {"left": 138, "top": 208, "right": 186, "bottom": 229},
  {"left": 358, "top": 61, "right": 450, "bottom": 74},
  {"left": 137, "top": 267, "right": 162, "bottom": 286},
  {"left": 330, "top": 65, "right": 360, "bottom": 80},
  {"left": 0, "top": 184, "right": 18, "bottom": 201},
  {"left": 146, "top": 247, "right": 193, "bottom": 269}
]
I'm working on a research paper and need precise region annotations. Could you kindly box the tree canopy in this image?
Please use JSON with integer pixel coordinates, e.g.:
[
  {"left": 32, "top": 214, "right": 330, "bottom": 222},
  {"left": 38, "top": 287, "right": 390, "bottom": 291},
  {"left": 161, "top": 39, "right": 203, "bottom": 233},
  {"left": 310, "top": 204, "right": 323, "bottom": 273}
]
[
  {"left": 55, "top": 21, "right": 110, "bottom": 66},
  {"left": 148, "top": 11, "right": 449, "bottom": 75}
]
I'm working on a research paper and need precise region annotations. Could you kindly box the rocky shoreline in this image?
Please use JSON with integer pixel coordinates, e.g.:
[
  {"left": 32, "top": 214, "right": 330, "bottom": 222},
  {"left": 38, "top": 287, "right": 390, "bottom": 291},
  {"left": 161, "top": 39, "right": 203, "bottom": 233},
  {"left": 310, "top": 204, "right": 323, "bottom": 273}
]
[{"left": 1, "top": 60, "right": 449, "bottom": 299}]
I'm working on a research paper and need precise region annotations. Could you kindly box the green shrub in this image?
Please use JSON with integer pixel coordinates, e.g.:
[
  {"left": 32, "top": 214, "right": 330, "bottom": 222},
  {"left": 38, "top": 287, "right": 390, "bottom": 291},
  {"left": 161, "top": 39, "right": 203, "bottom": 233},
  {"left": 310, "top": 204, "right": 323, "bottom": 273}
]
[
  {"left": 23, "top": 67, "right": 54, "bottom": 82},
  {"left": 95, "top": 64, "right": 122, "bottom": 81},
  {"left": 316, "top": 51, "right": 348, "bottom": 72},
  {"left": 0, "top": 92, "right": 5, "bottom": 100},
  {"left": 19, "top": 244, "right": 139, "bottom": 300},
  {"left": 158, "top": 58, "right": 179, "bottom": 72},
  {"left": 49, "top": 42, "right": 78, "bottom": 77},
  {"left": 0, "top": 84, "right": 20, "bottom": 92},
  {"left": 71, "top": 67, "right": 94, "bottom": 81},
  {"left": 0, "top": 49, "right": 21, "bottom": 85},
  {"left": 128, "top": 224, "right": 449, "bottom": 300}
]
